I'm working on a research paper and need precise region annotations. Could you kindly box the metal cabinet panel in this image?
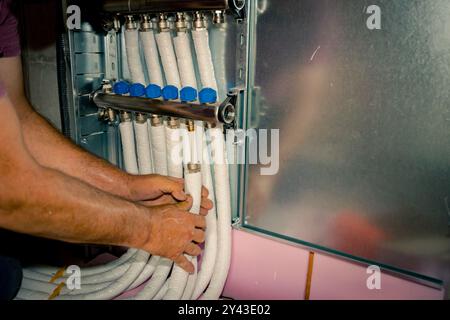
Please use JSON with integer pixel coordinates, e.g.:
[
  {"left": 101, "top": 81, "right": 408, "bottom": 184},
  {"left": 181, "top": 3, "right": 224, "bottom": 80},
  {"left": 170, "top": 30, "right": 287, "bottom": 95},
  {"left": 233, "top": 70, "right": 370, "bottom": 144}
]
[{"left": 244, "top": 0, "right": 450, "bottom": 289}]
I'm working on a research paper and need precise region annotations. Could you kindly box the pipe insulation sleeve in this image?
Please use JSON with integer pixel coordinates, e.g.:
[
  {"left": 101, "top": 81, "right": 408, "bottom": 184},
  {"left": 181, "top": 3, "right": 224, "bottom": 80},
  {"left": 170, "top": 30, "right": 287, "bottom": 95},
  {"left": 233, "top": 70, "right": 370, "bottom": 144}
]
[
  {"left": 124, "top": 29, "right": 146, "bottom": 84},
  {"left": 25, "top": 262, "right": 130, "bottom": 287},
  {"left": 210, "top": 25, "right": 227, "bottom": 102},
  {"left": 200, "top": 126, "right": 232, "bottom": 300},
  {"left": 180, "top": 169, "right": 202, "bottom": 301},
  {"left": 55, "top": 251, "right": 149, "bottom": 300},
  {"left": 165, "top": 126, "right": 183, "bottom": 179},
  {"left": 181, "top": 126, "right": 191, "bottom": 166},
  {"left": 20, "top": 277, "right": 110, "bottom": 296},
  {"left": 174, "top": 32, "right": 198, "bottom": 89},
  {"left": 140, "top": 30, "right": 164, "bottom": 87},
  {"left": 153, "top": 282, "right": 169, "bottom": 300},
  {"left": 190, "top": 129, "right": 199, "bottom": 165},
  {"left": 24, "top": 248, "right": 138, "bottom": 283},
  {"left": 127, "top": 255, "right": 161, "bottom": 290},
  {"left": 150, "top": 124, "right": 168, "bottom": 175},
  {"left": 155, "top": 32, "right": 181, "bottom": 88},
  {"left": 134, "top": 120, "right": 154, "bottom": 175},
  {"left": 192, "top": 132, "right": 218, "bottom": 300},
  {"left": 134, "top": 257, "right": 173, "bottom": 300},
  {"left": 163, "top": 170, "right": 202, "bottom": 300},
  {"left": 181, "top": 258, "right": 197, "bottom": 300},
  {"left": 119, "top": 121, "right": 139, "bottom": 175},
  {"left": 192, "top": 29, "right": 218, "bottom": 91}
]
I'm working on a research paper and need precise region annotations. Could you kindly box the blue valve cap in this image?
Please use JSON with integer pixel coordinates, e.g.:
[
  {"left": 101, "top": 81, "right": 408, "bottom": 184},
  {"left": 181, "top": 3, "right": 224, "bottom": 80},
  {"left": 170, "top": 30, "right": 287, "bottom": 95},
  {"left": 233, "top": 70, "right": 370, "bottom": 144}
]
[
  {"left": 129, "top": 83, "right": 146, "bottom": 97},
  {"left": 145, "top": 84, "right": 162, "bottom": 99},
  {"left": 199, "top": 88, "right": 217, "bottom": 104},
  {"left": 162, "top": 85, "right": 179, "bottom": 100},
  {"left": 180, "top": 87, "right": 198, "bottom": 102},
  {"left": 113, "top": 81, "right": 130, "bottom": 95}
]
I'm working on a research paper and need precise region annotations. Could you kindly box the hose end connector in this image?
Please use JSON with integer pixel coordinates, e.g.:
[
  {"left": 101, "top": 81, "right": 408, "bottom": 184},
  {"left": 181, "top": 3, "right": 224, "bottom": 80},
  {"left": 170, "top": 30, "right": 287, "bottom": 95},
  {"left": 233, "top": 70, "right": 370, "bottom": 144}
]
[
  {"left": 193, "top": 12, "right": 206, "bottom": 29},
  {"left": 175, "top": 12, "right": 187, "bottom": 32},
  {"left": 125, "top": 15, "right": 137, "bottom": 30},
  {"left": 140, "top": 14, "right": 152, "bottom": 31}
]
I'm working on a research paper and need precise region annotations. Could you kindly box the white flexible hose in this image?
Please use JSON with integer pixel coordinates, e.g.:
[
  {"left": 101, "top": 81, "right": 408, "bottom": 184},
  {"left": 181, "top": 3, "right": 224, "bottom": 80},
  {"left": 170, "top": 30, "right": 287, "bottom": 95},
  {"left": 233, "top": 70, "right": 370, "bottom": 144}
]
[
  {"left": 150, "top": 123, "right": 168, "bottom": 175},
  {"left": 20, "top": 277, "right": 110, "bottom": 296},
  {"left": 134, "top": 257, "right": 172, "bottom": 300},
  {"left": 55, "top": 250, "right": 149, "bottom": 300},
  {"left": 200, "top": 126, "right": 232, "bottom": 300},
  {"left": 181, "top": 258, "right": 197, "bottom": 300},
  {"left": 153, "top": 282, "right": 169, "bottom": 300},
  {"left": 25, "top": 247, "right": 137, "bottom": 278},
  {"left": 181, "top": 125, "right": 191, "bottom": 166},
  {"left": 155, "top": 31, "right": 181, "bottom": 88},
  {"left": 124, "top": 28, "right": 146, "bottom": 84},
  {"left": 163, "top": 169, "right": 202, "bottom": 300},
  {"left": 192, "top": 24, "right": 232, "bottom": 300},
  {"left": 138, "top": 28, "right": 184, "bottom": 301},
  {"left": 134, "top": 120, "right": 153, "bottom": 175},
  {"left": 17, "top": 252, "right": 148, "bottom": 300},
  {"left": 174, "top": 32, "right": 197, "bottom": 89},
  {"left": 165, "top": 125, "right": 183, "bottom": 179},
  {"left": 140, "top": 29, "right": 164, "bottom": 87},
  {"left": 126, "top": 255, "right": 160, "bottom": 290},
  {"left": 191, "top": 131, "right": 218, "bottom": 300},
  {"left": 119, "top": 121, "right": 139, "bottom": 175},
  {"left": 192, "top": 28, "right": 218, "bottom": 91}
]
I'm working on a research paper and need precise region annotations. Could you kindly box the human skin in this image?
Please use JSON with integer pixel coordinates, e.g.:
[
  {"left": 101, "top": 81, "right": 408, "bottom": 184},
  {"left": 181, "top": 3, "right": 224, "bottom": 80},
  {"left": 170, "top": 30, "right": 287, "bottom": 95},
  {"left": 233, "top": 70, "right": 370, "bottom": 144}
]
[{"left": 0, "top": 56, "right": 213, "bottom": 273}]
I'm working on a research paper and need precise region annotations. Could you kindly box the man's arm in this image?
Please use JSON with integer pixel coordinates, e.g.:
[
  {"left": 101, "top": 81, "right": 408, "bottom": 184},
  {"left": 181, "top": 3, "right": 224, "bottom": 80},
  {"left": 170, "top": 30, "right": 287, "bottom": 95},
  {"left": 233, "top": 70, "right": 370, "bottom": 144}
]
[
  {"left": 0, "top": 56, "right": 135, "bottom": 199},
  {"left": 0, "top": 57, "right": 213, "bottom": 213},
  {"left": 0, "top": 93, "right": 205, "bottom": 272}
]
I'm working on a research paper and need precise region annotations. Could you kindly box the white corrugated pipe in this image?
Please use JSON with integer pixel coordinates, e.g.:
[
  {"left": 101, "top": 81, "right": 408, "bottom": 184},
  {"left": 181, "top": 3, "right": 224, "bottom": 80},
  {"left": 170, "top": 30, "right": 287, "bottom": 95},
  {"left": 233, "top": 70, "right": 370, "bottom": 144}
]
[
  {"left": 124, "top": 27, "right": 146, "bottom": 85},
  {"left": 200, "top": 125, "right": 232, "bottom": 300},
  {"left": 192, "top": 18, "right": 232, "bottom": 299},
  {"left": 163, "top": 164, "right": 202, "bottom": 300},
  {"left": 119, "top": 115, "right": 139, "bottom": 175},
  {"left": 129, "top": 83, "right": 153, "bottom": 175},
  {"left": 174, "top": 22, "right": 220, "bottom": 299},
  {"left": 191, "top": 130, "right": 218, "bottom": 300}
]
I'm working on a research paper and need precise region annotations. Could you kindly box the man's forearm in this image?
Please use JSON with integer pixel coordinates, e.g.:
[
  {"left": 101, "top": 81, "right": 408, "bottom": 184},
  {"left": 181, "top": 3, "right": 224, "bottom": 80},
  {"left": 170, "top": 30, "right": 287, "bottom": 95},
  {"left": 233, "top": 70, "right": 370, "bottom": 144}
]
[
  {"left": 0, "top": 162, "right": 149, "bottom": 249},
  {"left": 17, "top": 97, "right": 132, "bottom": 199}
]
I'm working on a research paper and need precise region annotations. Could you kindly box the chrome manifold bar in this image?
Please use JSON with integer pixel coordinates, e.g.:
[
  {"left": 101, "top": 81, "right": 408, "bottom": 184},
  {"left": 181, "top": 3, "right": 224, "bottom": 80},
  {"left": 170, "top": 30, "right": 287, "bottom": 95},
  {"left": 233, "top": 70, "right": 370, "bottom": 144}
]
[
  {"left": 92, "top": 91, "right": 236, "bottom": 125},
  {"left": 100, "top": 0, "right": 231, "bottom": 14}
]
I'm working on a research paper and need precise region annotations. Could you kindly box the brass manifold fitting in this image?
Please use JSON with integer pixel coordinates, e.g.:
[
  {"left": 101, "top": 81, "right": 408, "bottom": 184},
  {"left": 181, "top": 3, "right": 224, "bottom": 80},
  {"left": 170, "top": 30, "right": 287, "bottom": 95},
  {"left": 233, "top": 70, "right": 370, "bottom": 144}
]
[
  {"left": 140, "top": 14, "right": 152, "bottom": 31},
  {"left": 186, "top": 120, "right": 195, "bottom": 132},
  {"left": 119, "top": 111, "right": 132, "bottom": 122},
  {"left": 187, "top": 163, "right": 201, "bottom": 173},
  {"left": 150, "top": 115, "right": 163, "bottom": 127},
  {"left": 135, "top": 112, "right": 147, "bottom": 124},
  {"left": 168, "top": 116, "right": 180, "bottom": 129}
]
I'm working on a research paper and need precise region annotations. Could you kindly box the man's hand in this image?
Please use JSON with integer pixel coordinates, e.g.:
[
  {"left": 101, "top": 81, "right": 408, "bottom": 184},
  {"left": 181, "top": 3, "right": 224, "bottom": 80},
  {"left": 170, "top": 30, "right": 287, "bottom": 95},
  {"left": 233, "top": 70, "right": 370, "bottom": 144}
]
[
  {"left": 142, "top": 196, "right": 207, "bottom": 273},
  {"left": 127, "top": 174, "right": 213, "bottom": 215}
]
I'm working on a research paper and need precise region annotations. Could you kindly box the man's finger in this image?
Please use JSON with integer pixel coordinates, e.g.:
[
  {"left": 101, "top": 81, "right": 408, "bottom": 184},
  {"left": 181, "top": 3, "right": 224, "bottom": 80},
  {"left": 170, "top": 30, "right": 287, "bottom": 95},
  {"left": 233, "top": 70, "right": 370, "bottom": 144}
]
[
  {"left": 201, "top": 186, "right": 209, "bottom": 198},
  {"left": 172, "top": 190, "right": 188, "bottom": 201},
  {"left": 176, "top": 196, "right": 193, "bottom": 211},
  {"left": 200, "top": 198, "right": 213, "bottom": 211},
  {"left": 193, "top": 215, "right": 206, "bottom": 229},
  {"left": 185, "top": 242, "right": 202, "bottom": 256},
  {"left": 174, "top": 255, "right": 194, "bottom": 274},
  {"left": 192, "top": 229, "right": 205, "bottom": 244},
  {"left": 140, "top": 195, "right": 177, "bottom": 207},
  {"left": 157, "top": 176, "right": 187, "bottom": 200}
]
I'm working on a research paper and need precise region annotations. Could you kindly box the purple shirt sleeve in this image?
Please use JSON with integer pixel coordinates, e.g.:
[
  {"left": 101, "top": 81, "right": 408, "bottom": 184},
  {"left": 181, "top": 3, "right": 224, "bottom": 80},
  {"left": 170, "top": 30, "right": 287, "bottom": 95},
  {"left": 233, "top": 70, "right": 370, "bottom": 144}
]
[
  {"left": 0, "top": 0, "right": 20, "bottom": 97},
  {"left": 0, "top": 0, "right": 21, "bottom": 58}
]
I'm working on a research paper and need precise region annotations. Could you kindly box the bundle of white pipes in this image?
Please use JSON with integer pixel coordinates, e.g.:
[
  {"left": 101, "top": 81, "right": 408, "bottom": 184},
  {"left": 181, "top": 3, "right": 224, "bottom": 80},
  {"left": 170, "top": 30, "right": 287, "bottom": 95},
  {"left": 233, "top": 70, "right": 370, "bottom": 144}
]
[{"left": 16, "top": 12, "right": 231, "bottom": 301}]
